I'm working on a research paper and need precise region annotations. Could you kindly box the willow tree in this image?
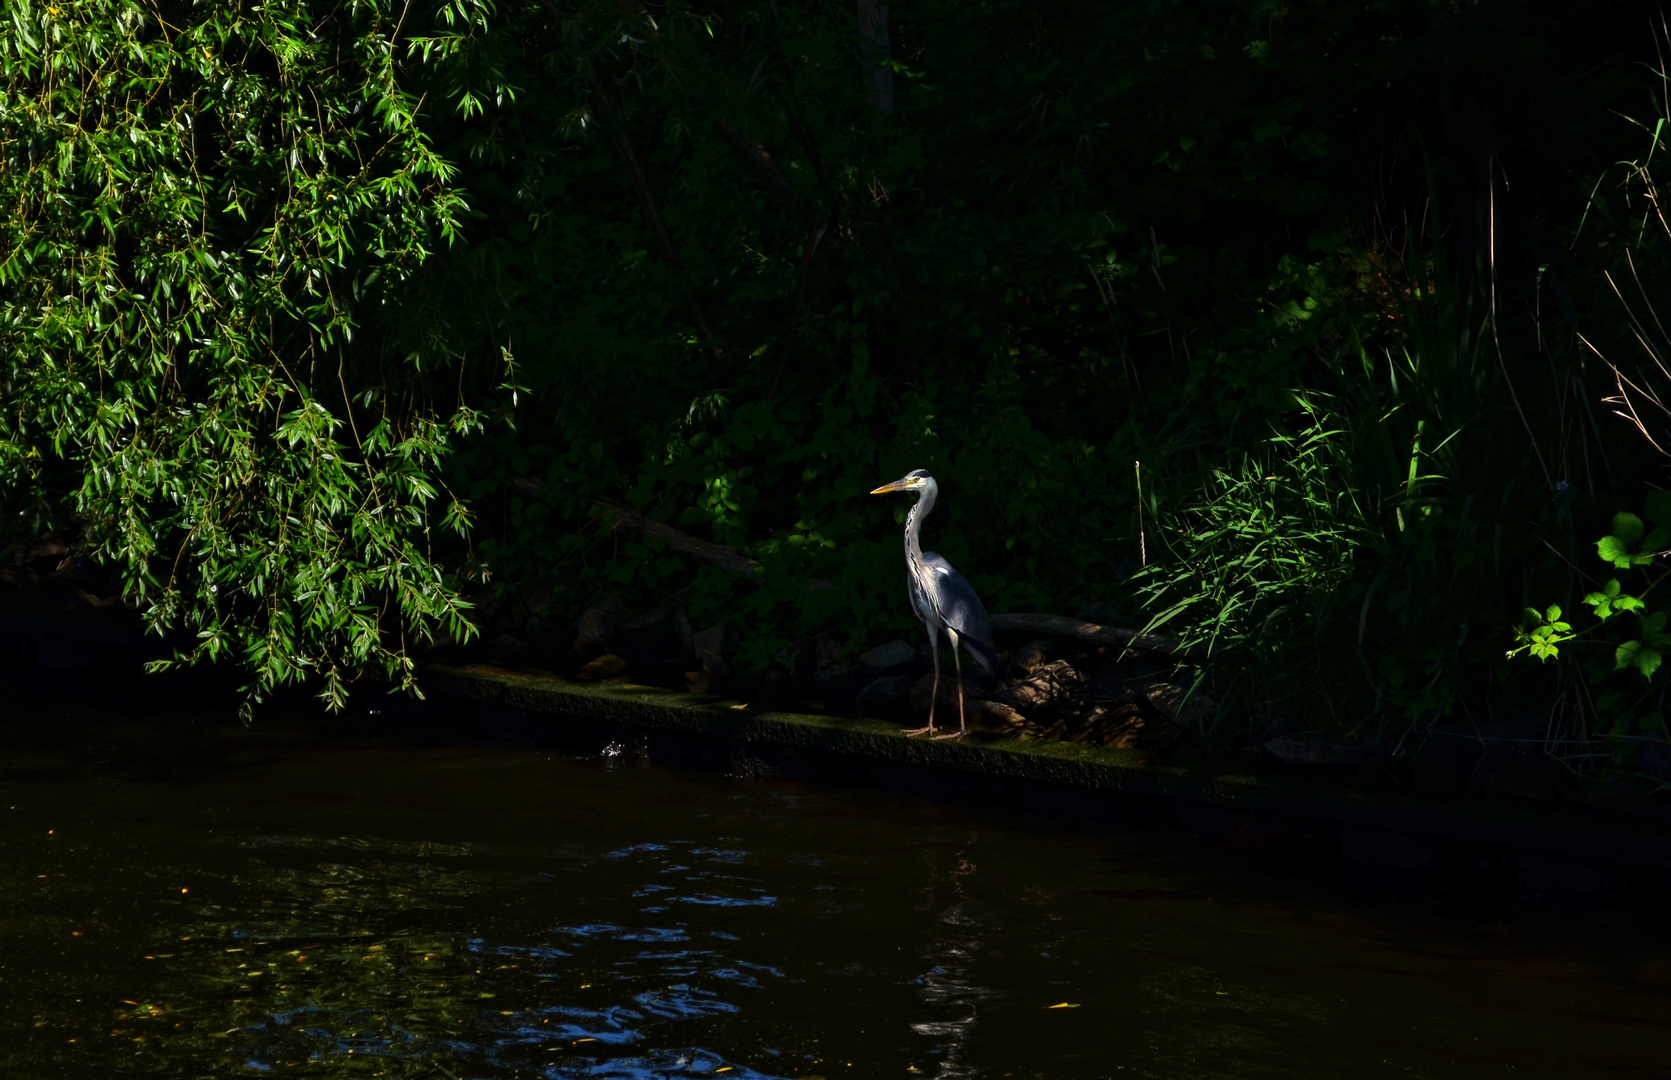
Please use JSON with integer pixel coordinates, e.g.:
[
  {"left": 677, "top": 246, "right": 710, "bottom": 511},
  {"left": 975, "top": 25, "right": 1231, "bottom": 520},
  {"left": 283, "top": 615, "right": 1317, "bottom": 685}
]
[{"left": 0, "top": 1, "right": 506, "bottom": 711}]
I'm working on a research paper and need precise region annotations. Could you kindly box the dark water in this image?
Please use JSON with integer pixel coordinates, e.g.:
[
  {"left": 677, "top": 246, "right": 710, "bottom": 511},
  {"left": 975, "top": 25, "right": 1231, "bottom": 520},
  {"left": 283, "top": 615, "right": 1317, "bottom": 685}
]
[{"left": 1, "top": 705, "right": 1668, "bottom": 1080}]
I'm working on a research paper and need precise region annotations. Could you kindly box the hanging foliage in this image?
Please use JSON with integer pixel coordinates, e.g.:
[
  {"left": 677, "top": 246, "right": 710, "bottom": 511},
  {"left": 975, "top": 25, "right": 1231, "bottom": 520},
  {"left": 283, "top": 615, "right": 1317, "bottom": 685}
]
[{"left": 0, "top": 0, "right": 511, "bottom": 712}]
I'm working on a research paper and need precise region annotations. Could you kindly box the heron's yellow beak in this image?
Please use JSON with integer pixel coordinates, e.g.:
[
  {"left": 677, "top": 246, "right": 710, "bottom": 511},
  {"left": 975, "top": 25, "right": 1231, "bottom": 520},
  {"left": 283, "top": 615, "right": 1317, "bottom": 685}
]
[{"left": 870, "top": 479, "right": 911, "bottom": 495}]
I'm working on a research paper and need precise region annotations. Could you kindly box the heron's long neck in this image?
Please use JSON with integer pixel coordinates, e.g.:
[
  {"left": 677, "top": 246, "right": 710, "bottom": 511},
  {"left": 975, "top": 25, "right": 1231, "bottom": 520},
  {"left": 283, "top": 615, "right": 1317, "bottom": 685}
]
[{"left": 904, "top": 485, "right": 935, "bottom": 563}]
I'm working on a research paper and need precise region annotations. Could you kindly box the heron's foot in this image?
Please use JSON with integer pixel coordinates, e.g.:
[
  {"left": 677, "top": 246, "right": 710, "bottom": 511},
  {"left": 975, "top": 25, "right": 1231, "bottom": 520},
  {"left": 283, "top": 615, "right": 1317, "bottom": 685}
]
[
  {"left": 930, "top": 729, "right": 967, "bottom": 741},
  {"left": 900, "top": 725, "right": 937, "bottom": 738}
]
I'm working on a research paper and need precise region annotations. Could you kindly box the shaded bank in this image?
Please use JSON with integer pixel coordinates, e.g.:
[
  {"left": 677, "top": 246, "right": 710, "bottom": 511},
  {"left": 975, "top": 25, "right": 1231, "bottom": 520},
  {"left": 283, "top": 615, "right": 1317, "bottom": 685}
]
[
  {"left": 5, "top": 0, "right": 1671, "bottom": 758},
  {"left": 3, "top": 584, "right": 1668, "bottom": 894},
  {"left": 427, "top": 662, "right": 1671, "bottom": 899}
]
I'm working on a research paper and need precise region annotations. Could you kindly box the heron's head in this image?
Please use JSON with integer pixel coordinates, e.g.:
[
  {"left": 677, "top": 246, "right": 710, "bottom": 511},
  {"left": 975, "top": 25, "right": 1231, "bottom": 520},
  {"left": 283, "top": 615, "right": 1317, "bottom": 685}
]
[{"left": 870, "top": 469, "right": 934, "bottom": 496}]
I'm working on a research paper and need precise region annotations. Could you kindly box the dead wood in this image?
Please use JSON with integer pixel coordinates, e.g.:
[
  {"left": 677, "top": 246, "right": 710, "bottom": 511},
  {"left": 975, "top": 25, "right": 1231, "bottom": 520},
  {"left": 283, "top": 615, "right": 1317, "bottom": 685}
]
[
  {"left": 990, "top": 612, "right": 1189, "bottom": 656},
  {"left": 594, "top": 499, "right": 762, "bottom": 578}
]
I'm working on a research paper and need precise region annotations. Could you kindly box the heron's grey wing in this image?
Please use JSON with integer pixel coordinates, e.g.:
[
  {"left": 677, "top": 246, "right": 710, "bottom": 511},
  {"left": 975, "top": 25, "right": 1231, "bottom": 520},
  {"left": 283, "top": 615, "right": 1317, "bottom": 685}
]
[{"left": 920, "top": 552, "right": 997, "bottom": 673}]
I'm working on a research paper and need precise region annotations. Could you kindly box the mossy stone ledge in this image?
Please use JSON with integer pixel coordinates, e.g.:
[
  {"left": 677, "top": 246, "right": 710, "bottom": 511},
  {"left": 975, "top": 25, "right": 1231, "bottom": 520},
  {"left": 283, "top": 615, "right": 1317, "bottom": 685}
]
[{"left": 426, "top": 663, "right": 1671, "bottom": 894}]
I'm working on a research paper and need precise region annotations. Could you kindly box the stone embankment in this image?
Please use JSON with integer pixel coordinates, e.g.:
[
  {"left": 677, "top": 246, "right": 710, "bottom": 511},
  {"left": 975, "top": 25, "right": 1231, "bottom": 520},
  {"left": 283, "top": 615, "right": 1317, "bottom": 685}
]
[
  {"left": 429, "top": 662, "right": 1671, "bottom": 897},
  {"left": 3, "top": 559, "right": 1668, "bottom": 898}
]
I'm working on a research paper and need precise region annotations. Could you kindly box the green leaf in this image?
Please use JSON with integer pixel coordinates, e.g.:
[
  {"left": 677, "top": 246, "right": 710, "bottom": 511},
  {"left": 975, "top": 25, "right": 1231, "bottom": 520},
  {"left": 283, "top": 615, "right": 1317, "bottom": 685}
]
[
  {"left": 1612, "top": 512, "right": 1645, "bottom": 543},
  {"left": 1544, "top": 604, "right": 1562, "bottom": 624},
  {"left": 1597, "top": 535, "right": 1633, "bottom": 568},
  {"left": 1645, "top": 489, "right": 1671, "bottom": 527},
  {"left": 1615, "top": 639, "right": 1662, "bottom": 679}
]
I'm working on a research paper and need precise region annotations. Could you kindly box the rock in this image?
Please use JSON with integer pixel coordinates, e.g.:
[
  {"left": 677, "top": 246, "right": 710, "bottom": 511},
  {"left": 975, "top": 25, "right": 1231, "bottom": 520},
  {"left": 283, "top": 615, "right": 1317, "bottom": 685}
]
[
  {"left": 462, "top": 589, "right": 507, "bottom": 637},
  {"left": 812, "top": 635, "right": 845, "bottom": 677},
  {"left": 1143, "top": 683, "right": 1217, "bottom": 727},
  {"left": 1008, "top": 639, "right": 1052, "bottom": 676},
  {"left": 909, "top": 673, "right": 990, "bottom": 714},
  {"left": 1464, "top": 747, "right": 1510, "bottom": 798},
  {"left": 1410, "top": 732, "right": 1483, "bottom": 795},
  {"left": 480, "top": 581, "right": 557, "bottom": 639},
  {"left": 1473, "top": 714, "right": 1548, "bottom": 742},
  {"left": 670, "top": 606, "right": 694, "bottom": 655},
  {"left": 616, "top": 606, "right": 684, "bottom": 664},
  {"left": 1564, "top": 776, "right": 1666, "bottom": 817},
  {"left": 969, "top": 700, "right": 1027, "bottom": 732},
  {"left": 774, "top": 634, "right": 839, "bottom": 676},
  {"left": 480, "top": 634, "right": 533, "bottom": 668},
  {"left": 747, "top": 670, "right": 796, "bottom": 710},
  {"left": 1638, "top": 958, "right": 1671, "bottom": 983},
  {"left": 574, "top": 598, "right": 631, "bottom": 656},
  {"left": 523, "top": 615, "right": 561, "bottom": 643},
  {"left": 1263, "top": 735, "right": 1366, "bottom": 769},
  {"left": 577, "top": 653, "right": 627, "bottom": 680},
  {"left": 12, "top": 534, "right": 69, "bottom": 566},
  {"left": 1082, "top": 699, "right": 1180, "bottom": 750},
  {"left": 692, "top": 622, "right": 738, "bottom": 678},
  {"left": 855, "top": 675, "right": 916, "bottom": 718},
  {"left": 991, "top": 660, "right": 1086, "bottom": 713},
  {"left": 857, "top": 640, "right": 917, "bottom": 675},
  {"left": 1489, "top": 752, "right": 1571, "bottom": 804},
  {"left": 812, "top": 664, "right": 860, "bottom": 714},
  {"left": 516, "top": 615, "right": 575, "bottom": 668}
]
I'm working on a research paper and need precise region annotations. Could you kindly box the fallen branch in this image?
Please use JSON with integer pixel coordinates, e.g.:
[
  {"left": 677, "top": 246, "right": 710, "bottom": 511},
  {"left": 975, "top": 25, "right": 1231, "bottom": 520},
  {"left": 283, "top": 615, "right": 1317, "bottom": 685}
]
[
  {"left": 553, "top": 490, "right": 1188, "bottom": 653},
  {"left": 990, "top": 612, "right": 1188, "bottom": 657},
  {"left": 594, "top": 499, "right": 761, "bottom": 578}
]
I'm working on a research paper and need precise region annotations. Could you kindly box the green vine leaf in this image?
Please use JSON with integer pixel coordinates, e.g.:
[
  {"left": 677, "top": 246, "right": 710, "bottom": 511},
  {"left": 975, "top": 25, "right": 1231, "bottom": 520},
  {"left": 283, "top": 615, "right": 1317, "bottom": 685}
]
[
  {"left": 1613, "top": 512, "right": 1645, "bottom": 543},
  {"left": 1646, "top": 489, "right": 1671, "bottom": 527},
  {"left": 1597, "top": 534, "right": 1634, "bottom": 568},
  {"left": 1616, "top": 639, "right": 1663, "bottom": 680}
]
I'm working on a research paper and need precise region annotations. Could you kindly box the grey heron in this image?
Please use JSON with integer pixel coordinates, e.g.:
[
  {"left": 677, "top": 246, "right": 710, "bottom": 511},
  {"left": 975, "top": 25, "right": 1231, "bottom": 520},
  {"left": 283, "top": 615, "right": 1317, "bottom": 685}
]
[{"left": 870, "top": 469, "right": 998, "bottom": 739}]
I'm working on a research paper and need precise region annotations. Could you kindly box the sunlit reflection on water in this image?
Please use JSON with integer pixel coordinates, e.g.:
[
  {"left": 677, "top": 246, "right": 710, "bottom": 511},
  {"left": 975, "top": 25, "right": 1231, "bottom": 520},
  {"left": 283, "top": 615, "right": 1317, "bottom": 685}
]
[{"left": 1, "top": 709, "right": 1669, "bottom": 1079}]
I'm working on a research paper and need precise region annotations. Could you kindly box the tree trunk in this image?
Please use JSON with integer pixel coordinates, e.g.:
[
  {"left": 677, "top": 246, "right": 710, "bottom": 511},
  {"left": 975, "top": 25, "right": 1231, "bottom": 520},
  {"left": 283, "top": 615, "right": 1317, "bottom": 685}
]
[{"left": 857, "top": 0, "right": 893, "bottom": 115}]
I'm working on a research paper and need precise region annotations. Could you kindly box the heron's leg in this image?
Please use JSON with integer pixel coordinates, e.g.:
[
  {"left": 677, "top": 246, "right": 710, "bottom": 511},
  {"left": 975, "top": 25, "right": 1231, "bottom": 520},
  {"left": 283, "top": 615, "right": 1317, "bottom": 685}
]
[
  {"left": 933, "top": 631, "right": 969, "bottom": 741},
  {"left": 902, "top": 624, "right": 940, "bottom": 737}
]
